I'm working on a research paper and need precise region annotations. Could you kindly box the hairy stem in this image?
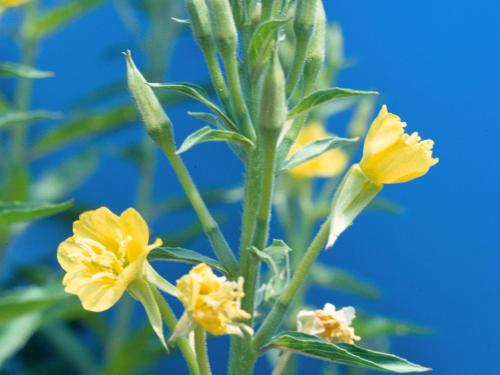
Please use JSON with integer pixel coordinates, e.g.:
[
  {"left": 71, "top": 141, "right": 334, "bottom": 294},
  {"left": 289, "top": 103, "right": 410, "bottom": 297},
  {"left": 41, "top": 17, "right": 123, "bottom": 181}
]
[{"left": 194, "top": 325, "right": 212, "bottom": 375}]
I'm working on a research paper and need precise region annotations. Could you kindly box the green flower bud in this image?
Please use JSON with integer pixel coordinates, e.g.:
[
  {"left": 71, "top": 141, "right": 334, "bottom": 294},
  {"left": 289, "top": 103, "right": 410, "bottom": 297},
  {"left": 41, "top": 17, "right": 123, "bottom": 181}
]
[
  {"left": 207, "top": 0, "right": 238, "bottom": 55},
  {"left": 303, "top": 1, "right": 326, "bottom": 93},
  {"left": 186, "top": 0, "right": 214, "bottom": 46},
  {"left": 124, "top": 50, "right": 175, "bottom": 152},
  {"left": 259, "top": 52, "right": 287, "bottom": 132}
]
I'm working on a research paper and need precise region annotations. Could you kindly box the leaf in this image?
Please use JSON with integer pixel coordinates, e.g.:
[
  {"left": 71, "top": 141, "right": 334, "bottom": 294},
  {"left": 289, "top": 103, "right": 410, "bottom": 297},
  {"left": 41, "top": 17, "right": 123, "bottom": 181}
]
[
  {"left": 25, "top": 0, "right": 105, "bottom": 40},
  {"left": 149, "top": 247, "right": 227, "bottom": 275},
  {"left": 2, "top": 163, "right": 30, "bottom": 202},
  {"left": 280, "top": 136, "right": 358, "bottom": 172},
  {"left": 31, "top": 104, "right": 138, "bottom": 156},
  {"left": 288, "top": 88, "right": 378, "bottom": 118},
  {"left": 187, "top": 111, "right": 220, "bottom": 127},
  {"left": 249, "top": 19, "right": 290, "bottom": 75},
  {"left": 0, "top": 62, "right": 53, "bottom": 79},
  {"left": 264, "top": 331, "right": 430, "bottom": 373},
  {"left": 368, "top": 197, "right": 404, "bottom": 214},
  {"left": 253, "top": 240, "right": 292, "bottom": 304},
  {"left": 353, "top": 313, "right": 432, "bottom": 337},
  {"left": 0, "top": 284, "right": 70, "bottom": 324},
  {"left": 310, "top": 264, "right": 379, "bottom": 299},
  {"left": 0, "top": 200, "right": 74, "bottom": 224},
  {"left": 0, "top": 110, "right": 62, "bottom": 130},
  {"left": 148, "top": 82, "right": 238, "bottom": 132},
  {"left": 0, "top": 313, "right": 42, "bottom": 367},
  {"left": 31, "top": 151, "right": 98, "bottom": 201},
  {"left": 176, "top": 126, "right": 254, "bottom": 154}
]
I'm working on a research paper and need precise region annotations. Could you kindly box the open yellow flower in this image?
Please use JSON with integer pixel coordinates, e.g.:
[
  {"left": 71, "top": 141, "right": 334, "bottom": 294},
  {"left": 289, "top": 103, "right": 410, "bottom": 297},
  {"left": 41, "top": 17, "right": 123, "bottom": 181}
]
[
  {"left": 360, "top": 105, "right": 439, "bottom": 184},
  {"left": 288, "top": 122, "right": 348, "bottom": 179},
  {"left": 57, "top": 207, "right": 162, "bottom": 312},
  {"left": 297, "top": 303, "right": 360, "bottom": 344},
  {"left": 176, "top": 263, "right": 251, "bottom": 336}
]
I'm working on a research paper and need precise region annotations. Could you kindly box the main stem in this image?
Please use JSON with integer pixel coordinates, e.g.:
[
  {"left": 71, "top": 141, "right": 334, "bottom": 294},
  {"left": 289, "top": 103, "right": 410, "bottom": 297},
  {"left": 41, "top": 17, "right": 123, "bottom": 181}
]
[{"left": 252, "top": 220, "right": 330, "bottom": 350}]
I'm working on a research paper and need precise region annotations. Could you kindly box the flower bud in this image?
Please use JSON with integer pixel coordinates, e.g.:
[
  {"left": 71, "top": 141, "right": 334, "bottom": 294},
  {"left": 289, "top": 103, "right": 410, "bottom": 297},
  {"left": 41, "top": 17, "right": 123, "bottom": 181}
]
[
  {"left": 124, "top": 50, "right": 175, "bottom": 152},
  {"left": 186, "top": 0, "right": 214, "bottom": 47},
  {"left": 259, "top": 52, "right": 287, "bottom": 132},
  {"left": 303, "top": 2, "right": 326, "bottom": 93},
  {"left": 207, "top": 0, "right": 238, "bottom": 55}
]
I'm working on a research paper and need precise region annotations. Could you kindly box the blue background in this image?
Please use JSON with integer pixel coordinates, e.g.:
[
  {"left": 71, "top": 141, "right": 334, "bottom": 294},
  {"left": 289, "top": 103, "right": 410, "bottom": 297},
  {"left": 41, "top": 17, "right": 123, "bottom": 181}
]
[{"left": 2, "top": 0, "right": 500, "bottom": 374}]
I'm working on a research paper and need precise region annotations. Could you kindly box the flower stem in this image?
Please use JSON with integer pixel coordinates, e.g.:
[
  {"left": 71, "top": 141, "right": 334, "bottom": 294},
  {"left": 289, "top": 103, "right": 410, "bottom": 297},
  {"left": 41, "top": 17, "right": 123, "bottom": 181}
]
[
  {"left": 159, "top": 145, "right": 239, "bottom": 276},
  {"left": 271, "top": 350, "right": 293, "bottom": 375},
  {"left": 154, "top": 289, "right": 200, "bottom": 375},
  {"left": 194, "top": 325, "right": 212, "bottom": 375},
  {"left": 252, "top": 219, "right": 331, "bottom": 349}
]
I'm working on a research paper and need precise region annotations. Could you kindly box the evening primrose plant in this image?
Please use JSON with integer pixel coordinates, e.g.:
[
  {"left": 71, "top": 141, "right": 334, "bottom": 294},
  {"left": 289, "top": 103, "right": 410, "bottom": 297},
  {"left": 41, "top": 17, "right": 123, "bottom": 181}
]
[{"left": 55, "top": 0, "right": 437, "bottom": 374}]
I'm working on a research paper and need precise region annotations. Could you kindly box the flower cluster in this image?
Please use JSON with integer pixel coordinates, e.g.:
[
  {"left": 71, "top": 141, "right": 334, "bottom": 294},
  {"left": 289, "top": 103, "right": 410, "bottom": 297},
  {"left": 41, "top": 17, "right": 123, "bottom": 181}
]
[
  {"left": 297, "top": 303, "right": 360, "bottom": 344},
  {"left": 176, "top": 263, "right": 250, "bottom": 336}
]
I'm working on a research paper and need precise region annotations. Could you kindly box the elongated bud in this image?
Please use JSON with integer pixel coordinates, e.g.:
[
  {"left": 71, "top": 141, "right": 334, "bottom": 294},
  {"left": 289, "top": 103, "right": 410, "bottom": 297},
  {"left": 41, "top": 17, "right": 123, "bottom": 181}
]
[
  {"left": 259, "top": 52, "right": 287, "bottom": 132},
  {"left": 287, "top": 0, "right": 319, "bottom": 96},
  {"left": 185, "top": 0, "right": 213, "bottom": 46},
  {"left": 207, "top": 0, "right": 238, "bottom": 54},
  {"left": 124, "top": 50, "right": 175, "bottom": 152},
  {"left": 303, "top": 2, "right": 326, "bottom": 93},
  {"left": 327, "top": 164, "right": 382, "bottom": 248}
]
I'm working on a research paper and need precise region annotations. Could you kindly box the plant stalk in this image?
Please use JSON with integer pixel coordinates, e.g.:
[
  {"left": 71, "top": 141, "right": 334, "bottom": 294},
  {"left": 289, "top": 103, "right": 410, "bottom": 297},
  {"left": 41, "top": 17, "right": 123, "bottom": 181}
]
[{"left": 194, "top": 325, "right": 212, "bottom": 375}]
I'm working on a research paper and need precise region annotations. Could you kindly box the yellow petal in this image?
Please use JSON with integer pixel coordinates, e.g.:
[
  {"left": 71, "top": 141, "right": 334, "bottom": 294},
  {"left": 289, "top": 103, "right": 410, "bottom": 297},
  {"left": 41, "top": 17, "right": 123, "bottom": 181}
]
[
  {"left": 119, "top": 208, "right": 151, "bottom": 262},
  {"left": 73, "top": 207, "right": 122, "bottom": 252}
]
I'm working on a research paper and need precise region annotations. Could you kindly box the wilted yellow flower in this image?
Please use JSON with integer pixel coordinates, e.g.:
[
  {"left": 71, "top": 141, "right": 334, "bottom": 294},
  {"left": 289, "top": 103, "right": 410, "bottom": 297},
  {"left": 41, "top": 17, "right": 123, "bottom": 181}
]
[
  {"left": 288, "top": 122, "right": 348, "bottom": 179},
  {"left": 360, "top": 105, "right": 438, "bottom": 184},
  {"left": 176, "top": 263, "right": 251, "bottom": 336},
  {"left": 57, "top": 207, "right": 162, "bottom": 312},
  {"left": 297, "top": 303, "right": 360, "bottom": 344}
]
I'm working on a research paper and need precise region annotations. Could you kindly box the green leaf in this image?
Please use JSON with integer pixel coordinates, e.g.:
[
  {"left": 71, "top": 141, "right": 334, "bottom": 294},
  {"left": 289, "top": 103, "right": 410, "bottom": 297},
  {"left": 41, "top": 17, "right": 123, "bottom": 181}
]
[
  {"left": 0, "top": 284, "right": 70, "bottom": 324},
  {"left": 0, "top": 110, "right": 62, "bottom": 130},
  {"left": 310, "top": 264, "right": 379, "bottom": 299},
  {"left": 354, "top": 313, "right": 432, "bottom": 337},
  {"left": 2, "top": 163, "right": 30, "bottom": 202},
  {"left": 149, "top": 247, "right": 226, "bottom": 275},
  {"left": 0, "top": 200, "right": 74, "bottom": 224},
  {"left": 0, "top": 313, "right": 42, "bottom": 367},
  {"left": 368, "top": 197, "right": 404, "bottom": 214},
  {"left": 187, "top": 111, "right": 220, "bottom": 127},
  {"left": 280, "top": 136, "right": 358, "bottom": 172},
  {"left": 0, "top": 62, "right": 53, "bottom": 79},
  {"left": 148, "top": 82, "right": 238, "bottom": 132},
  {"left": 264, "top": 331, "right": 430, "bottom": 373},
  {"left": 31, "top": 104, "right": 138, "bottom": 156},
  {"left": 249, "top": 19, "right": 290, "bottom": 75},
  {"left": 177, "top": 126, "right": 254, "bottom": 154},
  {"left": 288, "top": 88, "right": 378, "bottom": 118},
  {"left": 31, "top": 151, "right": 98, "bottom": 201},
  {"left": 25, "top": 0, "right": 105, "bottom": 40}
]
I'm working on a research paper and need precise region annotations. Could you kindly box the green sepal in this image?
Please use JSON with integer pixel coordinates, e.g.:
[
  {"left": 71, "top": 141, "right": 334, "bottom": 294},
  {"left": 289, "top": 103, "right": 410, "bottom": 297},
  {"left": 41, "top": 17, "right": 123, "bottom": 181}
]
[
  {"left": 263, "top": 331, "right": 430, "bottom": 373},
  {"left": 127, "top": 278, "right": 167, "bottom": 350},
  {"left": 327, "top": 164, "right": 382, "bottom": 247},
  {"left": 143, "top": 263, "right": 177, "bottom": 297}
]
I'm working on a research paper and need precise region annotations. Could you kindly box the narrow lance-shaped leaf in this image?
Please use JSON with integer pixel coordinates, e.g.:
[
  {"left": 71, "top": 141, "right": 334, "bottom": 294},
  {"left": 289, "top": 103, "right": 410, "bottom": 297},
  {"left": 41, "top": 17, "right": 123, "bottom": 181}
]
[
  {"left": 0, "top": 200, "right": 74, "bottom": 224},
  {"left": 149, "top": 247, "right": 227, "bottom": 275},
  {"left": 0, "top": 314, "right": 42, "bottom": 367},
  {"left": 0, "top": 284, "right": 70, "bottom": 324},
  {"left": 0, "top": 62, "right": 53, "bottom": 79},
  {"left": 0, "top": 110, "right": 62, "bottom": 130},
  {"left": 24, "top": 0, "right": 105, "bottom": 40},
  {"left": 249, "top": 18, "right": 290, "bottom": 75},
  {"left": 148, "top": 82, "right": 238, "bottom": 132},
  {"left": 310, "top": 264, "right": 379, "bottom": 299},
  {"left": 176, "top": 126, "right": 254, "bottom": 154},
  {"left": 31, "top": 151, "right": 98, "bottom": 201},
  {"left": 288, "top": 88, "right": 378, "bottom": 118},
  {"left": 264, "top": 331, "right": 430, "bottom": 373},
  {"left": 280, "top": 136, "right": 358, "bottom": 172},
  {"left": 353, "top": 313, "right": 433, "bottom": 337}
]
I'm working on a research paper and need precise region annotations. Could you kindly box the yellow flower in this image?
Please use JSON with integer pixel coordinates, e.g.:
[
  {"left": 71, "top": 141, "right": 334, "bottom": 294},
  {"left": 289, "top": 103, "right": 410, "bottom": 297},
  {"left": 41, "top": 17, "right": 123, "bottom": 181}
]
[
  {"left": 57, "top": 207, "right": 162, "bottom": 312},
  {"left": 288, "top": 122, "right": 348, "bottom": 179},
  {"left": 176, "top": 263, "right": 251, "bottom": 336},
  {"left": 297, "top": 303, "right": 360, "bottom": 344},
  {"left": 0, "top": 0, "right": 30, "bottom": 11},
  {"left": 360, "top": 105, "right": 438, "bottom": 184}
]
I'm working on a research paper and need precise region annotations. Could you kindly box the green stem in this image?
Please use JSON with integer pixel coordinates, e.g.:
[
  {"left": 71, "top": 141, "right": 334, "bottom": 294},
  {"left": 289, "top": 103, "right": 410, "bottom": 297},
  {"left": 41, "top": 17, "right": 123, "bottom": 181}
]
[
  {"left": 271, "top": 351, "right": 293, "bottom": 375},
  {"left": 253, "top": 219, "right": 330, "bottom": 349},
  {"left": 194, "top": 325, "right": 212, "bottom": 375},
  {"left": 159, "top": 144, "right": 239, "bottom": 276},
  {"left": 154, "top": 289, "right": 200, "bottom": 375}
]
